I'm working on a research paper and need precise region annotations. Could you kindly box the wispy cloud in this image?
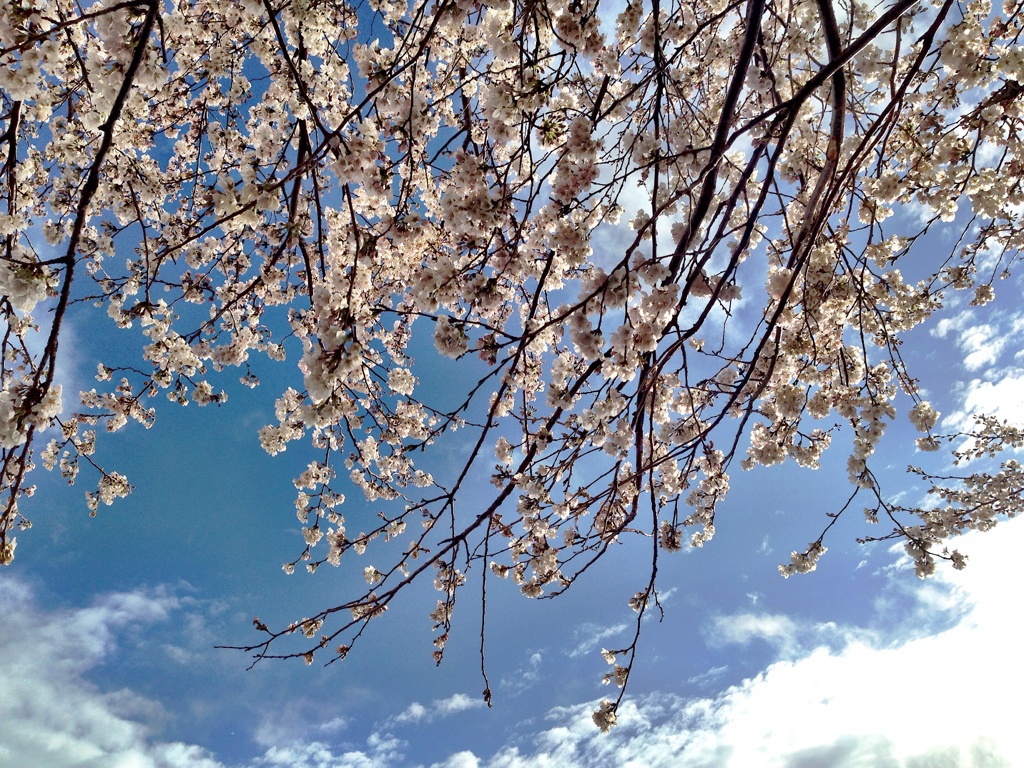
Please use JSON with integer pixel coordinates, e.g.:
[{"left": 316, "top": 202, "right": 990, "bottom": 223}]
[
  {"left": 705, "top": 612, "right": 799, "bottom": 655},
  {"left": 931, "top": 310, "right": 1007, "bottom": 371},
  {"left": 389, "top": 692, "right": 486, "bottom": 726},
  {"left": 942, "top": 367, "right": 1024, "bottom": 433},
  {"left": 0, "top": 577, "right": 224, "bottom": 768},
  {"left": 686, "top": 664, "right": 728, "bottom": 688},
  {"left": 252, "top": 732, "right": 406, "bottom": 768},
  {"left": 568, "top": 622, "right": 629, "bottom": 658},
  {"left": 500, "top": 650, "right": 544, "bottom": 697}
]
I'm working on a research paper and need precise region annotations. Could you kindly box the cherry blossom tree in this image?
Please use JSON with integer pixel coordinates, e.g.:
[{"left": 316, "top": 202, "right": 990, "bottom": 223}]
[{"left": 2, "top": 0, "right": 1023, "bottom": 727}]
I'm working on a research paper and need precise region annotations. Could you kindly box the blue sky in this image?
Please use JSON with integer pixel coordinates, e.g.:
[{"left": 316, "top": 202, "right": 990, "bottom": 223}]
[{"left": 2, "top": 253, "right": 1022, "bottom": 766}]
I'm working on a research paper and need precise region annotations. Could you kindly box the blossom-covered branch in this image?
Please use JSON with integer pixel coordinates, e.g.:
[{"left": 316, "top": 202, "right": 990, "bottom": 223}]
[{"left": 2, "top": 0, "right": 1023, "bottom": 727}]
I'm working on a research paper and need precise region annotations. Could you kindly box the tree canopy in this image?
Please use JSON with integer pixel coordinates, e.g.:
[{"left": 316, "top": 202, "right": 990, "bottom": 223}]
[{"left": 2, "top": 0, "right": 1022, "bottom": 728}]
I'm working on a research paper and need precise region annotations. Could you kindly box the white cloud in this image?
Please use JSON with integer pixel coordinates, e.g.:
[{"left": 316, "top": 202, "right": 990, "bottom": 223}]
[
  {"left": 942, "top": 368, "right": 1024, "bottom": 433},
  {"left": 390, "top": 692, "right": 486, "bottom": 725},
  {"left": 0, "top": 578, "right": 224, "bottom": 768},
  {"left": 6, "top": 516, "right": 1022, "bottom": 768},
  {"left": 316, "top": 716, "right": 350, "bottom": 734},
  {"left": 428, "top": 517, "right": 1024, "bottom": 767},
  {"left": 393, "top": 702, "right": 428, "bottom": 725},
  {"left": 252, "top": 732, "right": 406, "bottom": 768},
  {"left": 0, "top": 577, "right": 418, "bottom": 768},
  {"left": 706, "top": 612, "right": 798, "bottom": 655},
  {"left": 928, "top": 303, "right": 1024, "bottom": 444},
  {"left": 431, "top": 752, "right": 482, "bottom": 768},
  {"left": 435, "top": 693, "right": 487, "bottom": 717},
  {"left": 931, "top": 310, "right": 1008, "bottom": 371}
]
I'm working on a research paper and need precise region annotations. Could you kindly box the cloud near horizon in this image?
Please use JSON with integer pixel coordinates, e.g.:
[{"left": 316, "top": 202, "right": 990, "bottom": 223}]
[
  {"left": 425, "top": 518, "right": 1023, "bottom": 768},
  {"left": 2, "top": 514, "right": 1020, "bottom": 768}
]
